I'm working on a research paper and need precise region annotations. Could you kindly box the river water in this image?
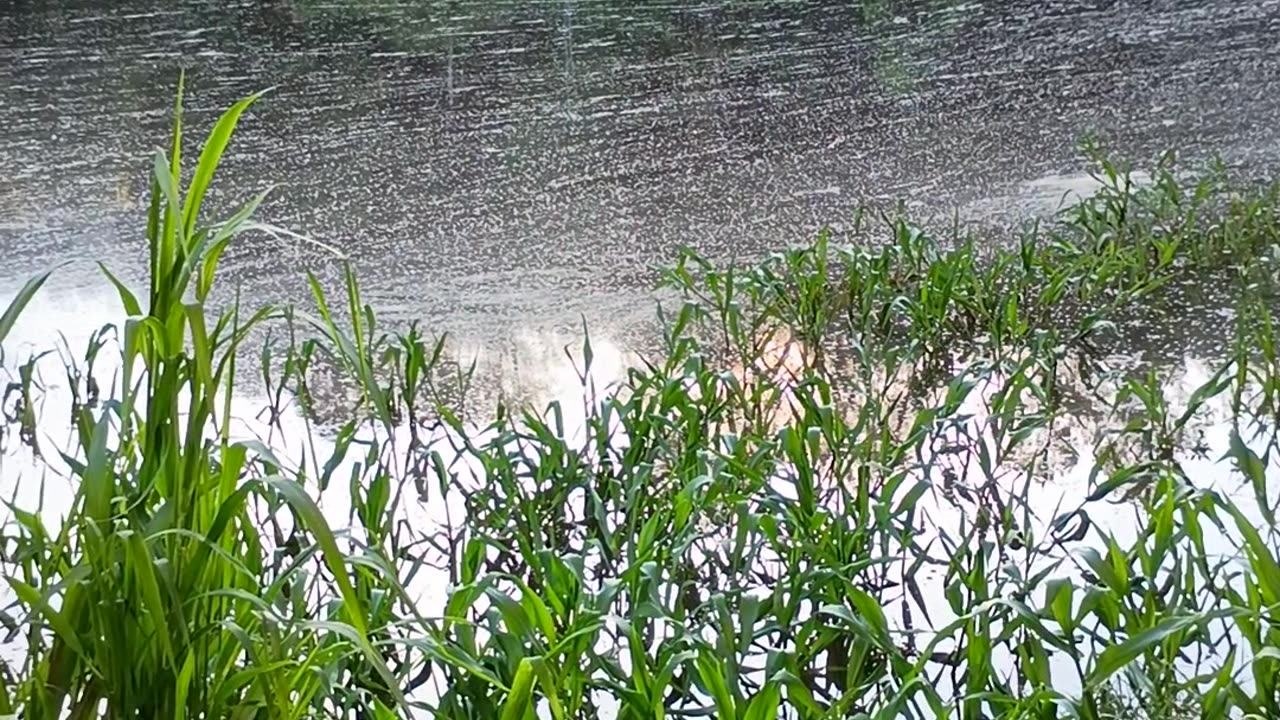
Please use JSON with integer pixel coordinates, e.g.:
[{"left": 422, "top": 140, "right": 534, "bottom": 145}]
[
  {"left": 4, "top": 3, "right": 1280, "bottom": 708},
  {"left": 4, "top": 0, "right": 1280, "bottom": 358}
]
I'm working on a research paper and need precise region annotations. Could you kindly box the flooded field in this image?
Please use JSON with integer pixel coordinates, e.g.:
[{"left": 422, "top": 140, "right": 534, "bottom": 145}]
[
  {"left": 4, "top": 0, "right": 1280, "bottom": 353},
  {"left": 3, "top": 3, "right": 1280, "bottom": 718}
]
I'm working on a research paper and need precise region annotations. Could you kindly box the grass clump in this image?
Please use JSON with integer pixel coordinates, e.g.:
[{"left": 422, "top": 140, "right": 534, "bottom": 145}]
[
  {"left": 0, "top": 84, "right": 411, "bottom": 719},
  {"left": 2, "top": 90, "right": 1280, "bottom": 720}
]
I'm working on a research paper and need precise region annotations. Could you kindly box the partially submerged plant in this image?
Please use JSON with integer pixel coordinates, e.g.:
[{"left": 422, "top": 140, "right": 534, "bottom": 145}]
[
  {"left": 0, "top": 82, "right": 411, "bottom": 719},
  {"left": 1, "top": 88, "right": 1278, "bottom": 720}
]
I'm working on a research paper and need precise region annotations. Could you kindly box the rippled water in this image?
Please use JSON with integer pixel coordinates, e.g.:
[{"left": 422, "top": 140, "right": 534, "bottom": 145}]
[
  {"left": 4, "top": 5, "right": 1280, "bottom": 703},
  {"left": 3, "top": 0, "right": 1280, "bottom": 355}
]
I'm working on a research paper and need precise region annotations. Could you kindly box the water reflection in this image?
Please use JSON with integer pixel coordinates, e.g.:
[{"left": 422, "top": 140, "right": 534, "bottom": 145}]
[
  {"left": 4, "top": 0, "right": 1280, "bottom": 351},
  {"left": 2, "top": 245, "right": 1277, "bottom": 713}
]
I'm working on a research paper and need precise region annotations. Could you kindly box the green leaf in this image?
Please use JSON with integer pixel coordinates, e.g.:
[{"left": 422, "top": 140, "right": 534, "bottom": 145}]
[
  {"left": 264, "top": 477, "right": 365, "bottom": 629},
  {"left": 0, "top": 268, "right": 55, "bottom": 345},
  {"left": 485, "top": 587, "right": 534, "bottom": 646},
  {"left": 1226, "top": 503, "right": 1280, "bottom": 605},
  {"left": 152, "top": 150, "right": 183, "bottom": 267},
  {"left": 127, "top": 531, "right": 175, "bottom": 666},
  {"left": 1225, "top": 429, "right": 1275, "bottom": 526},
  {"left": 303, "top": 621, "right": 408, "bottom": 709},
  {"left": 500, "top": 657, "right": 536, "bottom": 720},
  {"left": 7, "top": 577, "right": 88, "bottom": 661},
  {"left": 997, "top": 598, "right": 1074, "bottom": 655},
  {"left": 401, "top": 636, "right": 504, "bottom": 689},
  {"left": 0, "top": 668, "right": 10, "bottom": 714},
  {"left": 892, "top": 479, "right": 930, "bottom": 517},
  {"left": 98, "top": 263, "right": 142, "bottom": 316},
  {"left": 267, "top": 477, "right": 409, "bottom": 710},
  {"left": 1085, "top": 463, "right": 1155, "bottom": 502},
  {"left": 1089, "top": 614, "right": 1199, "bottom": 685},
  {"left": 182, "top": 478, "right": 255, "bottom": 593},
  {"left": 183, "top": 189, "right": 271, "bottom": 302},
  {"left": 516, "top": 579, "right": 558, "bottom": 645},
  {"left": 182, "top": 91, "right": 267, "bottom": 237},
  {"left": 82, "top": 411, "right": 115, "bottom": 524},
  {"left": 846, "top": 586, "right": 891, "bottom": 645},
  {"left": 1046, "top": 578, "right": 1075, "bottom": 633},
  {"left": 742, "top": 683, "right": 780, "bottom": 720},
  {"left": 781, "top": 668, "right": 824, "bottom": 718},
  {"left": 174, "top": 650, "right": 195, "bottom": 720},
  {"left": 529, "top": 657, "right": 565, "bottom": 720},
  {"left": 695, "top": 651, "right": 735, "bottom": 719},
  {"left": 1254, "top": 646, "right": 1280, "bottom": 667}
]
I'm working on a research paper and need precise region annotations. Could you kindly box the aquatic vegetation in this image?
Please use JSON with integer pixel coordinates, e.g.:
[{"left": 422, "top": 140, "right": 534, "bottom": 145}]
[
  {"left": 2, "top": 92, "right": 1279, "bottom": 720},
  {"left": 0, "top": 85, "right": 411, "bottom": 719}
]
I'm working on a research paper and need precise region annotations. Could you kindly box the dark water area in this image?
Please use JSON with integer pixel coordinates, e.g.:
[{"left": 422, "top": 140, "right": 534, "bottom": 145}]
[{"left": 2, "top": 0, "right": 1280, "bottom": 350}]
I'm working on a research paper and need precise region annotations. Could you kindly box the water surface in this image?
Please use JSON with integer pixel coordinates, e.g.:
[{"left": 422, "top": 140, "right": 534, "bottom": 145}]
[{"left": 4, "top": 0, "right": 1280, "bottom": 352}]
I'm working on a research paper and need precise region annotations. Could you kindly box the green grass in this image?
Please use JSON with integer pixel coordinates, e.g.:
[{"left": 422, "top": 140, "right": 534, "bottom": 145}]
[{"left": 3, "top": 90, "right": 1280, "bottom": 719}]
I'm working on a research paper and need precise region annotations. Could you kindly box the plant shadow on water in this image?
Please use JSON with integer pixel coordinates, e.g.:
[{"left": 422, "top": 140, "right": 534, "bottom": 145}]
[{"left": 2, "top": 91, "right": 1280, "bottom": 719}]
